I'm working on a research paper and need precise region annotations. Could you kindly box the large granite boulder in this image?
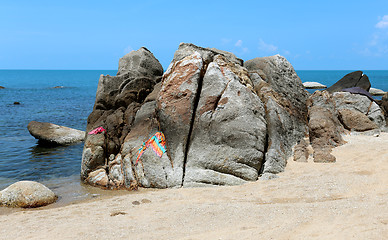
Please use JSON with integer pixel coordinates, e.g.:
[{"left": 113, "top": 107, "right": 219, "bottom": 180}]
[
  {"left": 326, "top": 71, "right": 371, "bottom": 93},
  {"left": 81, "top": 43, "right": 309, "bottom": 189},
  {"left": 0, "top": 181, "right": 57, "bottom": 208},
  {"left": 184, "top": 55, "right": 266, "bottom": 186},
  {"left": 27, "top": 121, "right": 85, "bottom": 145},
  {"left": 245, "top": 55, "right": 308, "bottom": 173}
]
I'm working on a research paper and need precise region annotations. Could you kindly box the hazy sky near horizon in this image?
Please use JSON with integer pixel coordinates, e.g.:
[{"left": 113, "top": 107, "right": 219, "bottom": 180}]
[{"left": 1, "top": 0, "right": 388, "bottom": 70}]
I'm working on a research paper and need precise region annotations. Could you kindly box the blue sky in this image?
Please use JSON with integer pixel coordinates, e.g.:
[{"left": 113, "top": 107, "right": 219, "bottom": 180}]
[{"left": 1, "top": 0, "right": 387, "bottom": 70}]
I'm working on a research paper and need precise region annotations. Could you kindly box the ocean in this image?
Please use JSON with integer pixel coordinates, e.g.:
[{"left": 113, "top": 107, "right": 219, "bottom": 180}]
[{"left": 0, "top": 70, "right": 387, "bottom": 204}]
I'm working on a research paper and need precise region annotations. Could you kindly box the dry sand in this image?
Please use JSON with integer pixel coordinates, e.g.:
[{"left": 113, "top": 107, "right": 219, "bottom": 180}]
[{"left": 1, "top": 133, "right": 387, "bottom": 239}]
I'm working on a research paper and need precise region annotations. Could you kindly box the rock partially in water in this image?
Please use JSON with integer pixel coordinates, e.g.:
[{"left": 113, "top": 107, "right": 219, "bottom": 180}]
[
  {"left": 326, "top": 71, "right": 371, "bottom": 93},
  {"left": 27, "top": 121, "right": 85, "bottom": 145},
  {"left": 13, "top": 102, "right": 20, "bottom": 105},
  {"left": 303, "top": 82, "right": 327, "bottom": 89},
  {"left": 0, "top": 181, "right": 57, "bottom": 208},
  {"left": 0, "top": 86, "right": 5, "bottom": 89},
  {"left": 369, "top": 87, "right": 386, "bottom": 96}
]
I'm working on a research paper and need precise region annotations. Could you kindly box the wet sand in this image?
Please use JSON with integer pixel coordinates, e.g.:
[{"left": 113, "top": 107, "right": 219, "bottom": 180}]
[{"left": 0, "top": 133, "right": 387, "bottom": 239}]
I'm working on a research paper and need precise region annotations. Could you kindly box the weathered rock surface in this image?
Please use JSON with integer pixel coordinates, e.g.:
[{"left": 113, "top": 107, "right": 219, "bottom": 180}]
[
  {"left": 332, "top": 92, "right": 386, "bottom": 129},
  {"left": 369, "top": 87, "right": 386, "bottom": 96},
  {"left": 293, "top": 139, "right": 309, "bottom": 162},
  {"left": 338, "top": 109, "right": 378, "bottom": 131},
  {"left": 245, "top": 55, "right": 308, "bottom": 174},
  {"left": 307, "top": 91, "right": 346, "bottom": 163},
  {"left": 172, "top": 43, "right": 244, "bottom": 66},
  {"left": 184, "top": 55, "right": 266, "bottom": 186},
  {"left": 326, "top": 71, "right": 371, "bottom": 93},
  {"left": 27, "top": 121, "right": 85, "bottom": 145},
  {"left": 81, "top": 44, "right": 309, "bottom": 189},
  {"left": 0, "top": 181, "right": 57, "bottom": 208},
  {"left": 303, "top": 82, "right": 327, "bottom": 89},
  {"left": 82, "top": 47, "right": 163, "bottom": 188}
]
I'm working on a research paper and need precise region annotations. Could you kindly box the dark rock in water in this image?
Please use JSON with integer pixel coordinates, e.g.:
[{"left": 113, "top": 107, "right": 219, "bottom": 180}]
[
  {"left": 52, "top": 86, "right": 64, "bottom": 89},
  {"left": 326, "top": 71, "right": 371, "bottom": 93},
  {"left": 342, "top": 87, "right": 375, "bottom": 102},
  {"left": 245, "top": 55, "right": 308, "bottom": 174},
  {"left": 0, "top": 86, "right": 5, "bottom": 89},
  {"left": 0, "top": 181, "right": 57, "bottom": 208},
  {"left": 27, "top": 121, "right": 85, "bottom": 145},
  {"left": 13, "top": 102, "right": 20, "bottom": 105}
]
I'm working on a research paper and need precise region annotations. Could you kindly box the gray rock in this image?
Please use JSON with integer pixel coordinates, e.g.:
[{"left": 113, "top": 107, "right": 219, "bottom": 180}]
[
  {"left": 172, "top": 43, "right": 243, "bottom": 66},
  {"left": 81, "top": 47, "right": 164, "bottom": 187},
  {"left": 0, "top": 181, "right": 57, "bottom": 208},
  {"left": 117, "top": 47, "right": 164, "bottom": 77},
  {"left": 307, "top": 91, "right": 346, "bottom": 163},
  {"left": 369, "top": 87, "right": 386, "bottom": 96},
  {"left": 245, "top": 55, "right": 308, "bottom": 174},
  {"left": 260, "top": 173, "right": 279, "bottom": 180},
  {"left": 244, "top": 54, "right": 309, "bottom": 120},
  {"left": 333, "top": 92, "right": 386, "bottom": 129},
  {"left": 86, "top": 169, "right": 109, "bottom": 187},
  {"left": 184, "top": 55, "right": 267, "bottom": 186},
  {"left": 121, "top": 101, "right": 179, "bottom": 189},
  {"left": 338, "top": 109, "right": 378, "bottom": 131},
  {"left": 293, "top": 139, "right": 309, "bottom": 162},
  {"left": 303, "top": 82, "right": 327, "bottom": 89},
  {"left": 27, "top": 121, "right": 85, "bottom": 145}
]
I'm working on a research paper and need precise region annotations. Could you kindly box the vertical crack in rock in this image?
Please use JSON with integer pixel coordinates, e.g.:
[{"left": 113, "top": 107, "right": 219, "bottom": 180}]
[
  {"left": 181, "top": 63, "right": 207, "bottom": 186},
  {"left": 259, "top": 132, "right": 269, "bottom": 175}
]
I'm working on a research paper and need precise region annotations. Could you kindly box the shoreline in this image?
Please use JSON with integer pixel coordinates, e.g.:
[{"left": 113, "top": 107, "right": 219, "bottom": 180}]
[{"left": 1, "top": 132, "right": 387, "bottom": 239}]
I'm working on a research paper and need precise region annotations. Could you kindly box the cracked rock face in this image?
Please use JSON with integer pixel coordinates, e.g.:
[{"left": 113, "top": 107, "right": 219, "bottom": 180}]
[
  {"left": 81, "top": 44, "right": 308, "bottom": 189},
  {"left": 245, "top": 55, "right": 309, "bottom": 174}
]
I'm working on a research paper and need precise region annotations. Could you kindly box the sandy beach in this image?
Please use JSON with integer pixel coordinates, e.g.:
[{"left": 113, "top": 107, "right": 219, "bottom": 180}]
[{"left": 1, "top": 133, "right": 387, "bottom": 240}]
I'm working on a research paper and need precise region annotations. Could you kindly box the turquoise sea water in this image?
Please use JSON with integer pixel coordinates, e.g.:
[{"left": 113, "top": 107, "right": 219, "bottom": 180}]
[{"left": 0, "top": 70, "right": 387, "bottom": 203}]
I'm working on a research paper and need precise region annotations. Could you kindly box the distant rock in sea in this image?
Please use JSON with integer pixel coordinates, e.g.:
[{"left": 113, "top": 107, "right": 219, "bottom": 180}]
[
  {"left": 303, "top": 81, "right": 327, "bottom": 89},
  {"left": 0, "top": 181, "right": 57, "bottom": 208},
  {"left": 369, "top": 87, "right": 386, "bottom": 96},
  {"left": 0, "top": 86, "right": 5, "bottom": 89},
  {"left": 52, "top": 86, "right": 64, "bottom": 89},
  {"left": 13, "top": 102, "right": 21, "bottom": 105},
  {"left": 326, "top": 71, "right": 371, "bottom": 93},
  {"left": 27, "top": 121, "right": 85, "bottom": 145}
]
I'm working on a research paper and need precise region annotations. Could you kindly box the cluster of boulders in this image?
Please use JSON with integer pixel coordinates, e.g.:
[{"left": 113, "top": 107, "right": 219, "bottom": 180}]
[
  {"left": 3, "top": 43, "right": 387, "bottom": 209},
  {"left": 79, "top": 43, "right": 388, "bottom": 190}
]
